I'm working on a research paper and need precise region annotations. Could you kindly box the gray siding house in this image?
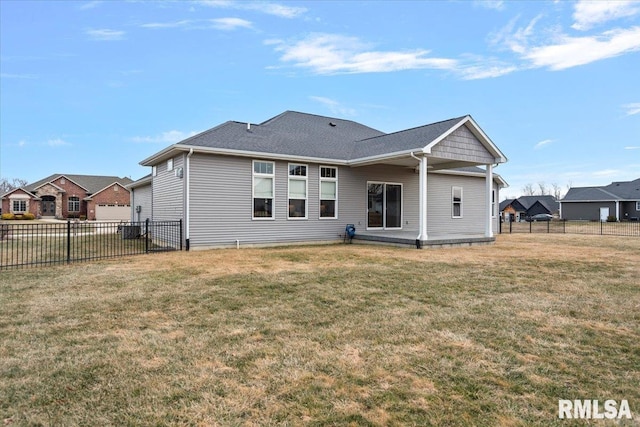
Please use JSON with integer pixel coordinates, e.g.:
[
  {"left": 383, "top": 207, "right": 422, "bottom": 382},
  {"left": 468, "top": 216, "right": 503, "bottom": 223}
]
[
  {"left": 135, "top": 111, "right": 508, "bottom": 249},
  {"left": 561, "top": 178, "right": 640, "bottom": 221}
]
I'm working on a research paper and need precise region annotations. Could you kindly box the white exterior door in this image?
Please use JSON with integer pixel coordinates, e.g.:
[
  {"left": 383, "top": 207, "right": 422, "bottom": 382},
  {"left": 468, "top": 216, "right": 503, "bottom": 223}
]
[{"left": 599, "top": 207, "right": 609, "bottom": 222}]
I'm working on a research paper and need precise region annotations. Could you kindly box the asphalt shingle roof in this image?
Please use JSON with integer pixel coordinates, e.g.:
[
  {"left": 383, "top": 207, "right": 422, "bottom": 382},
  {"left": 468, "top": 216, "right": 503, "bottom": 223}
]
[
  {"left": 563, "top": 178, "right": 640, "bottom": 201},
  {"left": 25, "top": 174, "right": 133, "bottom": 194},
  {"left": 180, "top": 111, "right": 386, "bottom": 160},
  {"left": 175, "top": 111, "right": 478, "bottom": 161}
]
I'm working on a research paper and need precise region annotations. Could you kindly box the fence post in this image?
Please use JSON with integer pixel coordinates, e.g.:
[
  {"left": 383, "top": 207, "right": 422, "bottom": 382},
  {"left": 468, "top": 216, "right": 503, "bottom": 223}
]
[
  {"left": 547, "top": 221, "right": 550, "bottom": 233},
  {"left": 529, "top": 220, "right": 532, "bottom": 233},
  {"left": 509, "top": 219, "right": 512, "bottom": 234},
  {"left": 179, "top": 219, "right": 184, "bottom": 251},
  {"left": 601, "top": 220, "right": 603, "bottom": 235},
  {"left": 66, "top": 220, "right": 71, "bottom": 264},
  {"left": 145, "top": 218, "right": 149, "bottom": 254}
]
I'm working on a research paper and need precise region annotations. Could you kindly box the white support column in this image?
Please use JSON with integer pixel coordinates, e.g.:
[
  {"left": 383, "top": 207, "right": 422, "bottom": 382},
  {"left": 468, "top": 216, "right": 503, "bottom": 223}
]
[
  {"left": 420, "top": 155, "right": 428, "bottom": 241},
  {"left": 485, "top": 164, "right": 493, "bottom": 237},
  {"left": 616, "top": 201, "right": 620, "bottom": 221}
]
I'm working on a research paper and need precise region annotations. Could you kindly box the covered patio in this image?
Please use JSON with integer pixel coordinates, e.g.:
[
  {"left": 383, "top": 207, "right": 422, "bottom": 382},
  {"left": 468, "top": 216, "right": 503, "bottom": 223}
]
[{"left": 352, "top": 229, "right": 495, "bottom": 248}]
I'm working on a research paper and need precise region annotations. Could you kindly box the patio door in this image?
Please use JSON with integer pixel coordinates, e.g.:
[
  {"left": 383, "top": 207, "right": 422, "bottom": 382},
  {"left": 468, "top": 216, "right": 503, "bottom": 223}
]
[{"left": 367, "top": 182, "right": 402, "bottom": 229}]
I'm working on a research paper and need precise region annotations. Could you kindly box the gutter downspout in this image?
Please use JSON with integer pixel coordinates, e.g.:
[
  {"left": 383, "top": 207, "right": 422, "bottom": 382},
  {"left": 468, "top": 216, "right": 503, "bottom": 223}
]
[
  {"left": 186, "top": 148, "right": 194, "bottom": 251},
  {"left": 410, "top": 152, "right": 427, "bottom": 247},
  {"left": 485, "top": 164, "right": 493, "bottom": 238}
]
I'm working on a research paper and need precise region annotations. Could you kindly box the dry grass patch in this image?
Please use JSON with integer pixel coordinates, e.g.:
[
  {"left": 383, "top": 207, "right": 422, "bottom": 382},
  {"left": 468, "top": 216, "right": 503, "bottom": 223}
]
[{"left": 1, "top": 234, "right": 639, "bottom": 426}]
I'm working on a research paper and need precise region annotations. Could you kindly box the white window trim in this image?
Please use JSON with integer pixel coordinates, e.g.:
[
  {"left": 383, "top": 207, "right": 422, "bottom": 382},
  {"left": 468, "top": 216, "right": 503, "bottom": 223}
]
[
  {"left": 288, "top": 163, "right": 308, "bottom": 220},
  {"left": 152, "top": 166, "right": 157, "bottom": 177},
  {"left": 636, "top": 201, "right": 640, "bottom": 211},
  {"left": 366, "top": 181, "right": 403, "bottom": 230},
  {"left": 68, "top": 197, "right": 80, "bottom": 212},
  {"left": 12, "top": 199, "right": 27, "bottom": 213},
  {"left": 252, "top": 160, "right": 275, "bottom": 220},
  {"left": 319, "top": 166, "right": 338, "bottom": 220},
  {"left": 167, "top": 158, "right": 174, "bottom": 171},
  {"left": 452, "top": 186, "right": 463, "bottom": 219}
]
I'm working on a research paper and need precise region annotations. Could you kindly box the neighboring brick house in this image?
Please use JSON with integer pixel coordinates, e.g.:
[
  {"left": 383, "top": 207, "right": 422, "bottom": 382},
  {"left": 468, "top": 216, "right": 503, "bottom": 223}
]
[{"left": 1, "top": 174, "right": 133, "bottom": 220}]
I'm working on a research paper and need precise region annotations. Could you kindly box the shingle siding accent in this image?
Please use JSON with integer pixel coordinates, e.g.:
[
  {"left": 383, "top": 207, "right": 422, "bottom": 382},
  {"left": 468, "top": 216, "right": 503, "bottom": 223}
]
[
  {"left": 430, "top": 125, "right": 496, "bottom": 164},
  {"left": 152, "top": 155, "right": 185, "bottom": 221}
]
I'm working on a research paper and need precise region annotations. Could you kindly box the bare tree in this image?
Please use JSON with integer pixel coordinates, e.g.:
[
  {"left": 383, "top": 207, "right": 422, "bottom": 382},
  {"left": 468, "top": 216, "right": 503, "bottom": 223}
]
[
  {"left": 0, "top": 177, "right": 28, "bottom": 195},
  {"left": 537, "top": 182, "right": 548, "bottom": 195},
  {"left": 522, "top": 183, "right": 536, "bottom": 196},
  {"left": 551, "top": 182, "right": 563, "bottom": 200}
]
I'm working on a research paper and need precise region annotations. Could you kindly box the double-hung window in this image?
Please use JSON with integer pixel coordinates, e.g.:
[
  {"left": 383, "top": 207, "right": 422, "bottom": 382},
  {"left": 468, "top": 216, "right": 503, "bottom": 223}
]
[
  {"left": 288, "top": 164, "right": 307, "bottom": 219},
  {"left": 319, "top": 166, "right": 337, "bottom": 219},
  {"left": 452, "top": 186, "right": 463, "bottom": 218},
  {"left": 253, "top": 160, "right": 274, "bottom": 219},
  {"left": 68, "top": 196, "right": 80, "bottom": 212},
  {"left": 636, "top": 201, "right": 640, "bottom": 211},
  {"left": 12, "top": 200, "right": 27, "bottom": 213}
]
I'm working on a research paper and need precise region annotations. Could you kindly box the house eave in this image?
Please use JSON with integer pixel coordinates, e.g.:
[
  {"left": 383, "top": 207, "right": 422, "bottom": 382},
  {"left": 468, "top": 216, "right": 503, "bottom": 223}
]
[
  {"left": 141, "top": 144, "right": 350, "bottom": 166},
  {"left": 433, "top": 168, "right": 509, "bottom": 187}
]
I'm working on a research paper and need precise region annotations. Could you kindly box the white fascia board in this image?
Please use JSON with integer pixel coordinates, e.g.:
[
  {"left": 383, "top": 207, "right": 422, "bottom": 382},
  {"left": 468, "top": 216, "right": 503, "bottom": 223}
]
[
  {"left": 143, "top": 144, "right": 349, "bottom": 166},
  {"left": 424, "top": 116, "right": 508, "bottom": 163},
  {"left": 87, "top": 182, "right": 130, "bottom": 200},
  {"left": 347, "top": 149, "right": 423, "bottom": 166},
  {"left": 561, "top": 199, "right": 623, "bottom": 203},
  {"left": 33, "top": 181, "right": 66, "bottom": 193},
  {"left": 126, "top": 175, "right": 152, "bottom": 189},
  {"left": 1, "top": 188, "right": 38, "bottom": 199},
  {"left": 433, "top": 169, "right": 509, "bottom": 187}
]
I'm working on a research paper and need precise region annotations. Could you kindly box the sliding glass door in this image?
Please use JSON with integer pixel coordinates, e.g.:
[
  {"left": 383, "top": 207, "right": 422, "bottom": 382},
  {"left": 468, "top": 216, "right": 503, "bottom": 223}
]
[{"left": 367, "top": 182, "right": 402, "bottom": 229}]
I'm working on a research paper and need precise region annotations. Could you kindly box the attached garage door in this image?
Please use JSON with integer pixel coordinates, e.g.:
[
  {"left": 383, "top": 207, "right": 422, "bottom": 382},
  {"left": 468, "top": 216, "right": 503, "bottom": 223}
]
[{"left": 95, "top": 204, "right": 130, "bottom": 221}]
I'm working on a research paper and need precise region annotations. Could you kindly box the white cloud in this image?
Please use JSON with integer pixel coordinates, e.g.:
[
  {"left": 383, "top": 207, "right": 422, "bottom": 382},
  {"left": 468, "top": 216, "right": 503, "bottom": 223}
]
[
  {"left": 524, "top": 27, "right": 640, "bottom": 70},
  {"left": 572, "top": 0, "right": 640, "bottom": 31},
  {"left": 210, "top": 17, "right": 253, "bottom": 30},
  {"left": 79, "top": 1, "right": 103, "bottom": 10},
  {"left": 309, "top": 96, "right": 357, "bottom": 117},
  {"left": 623, "top": 103, "right": 640, "bottom": 116},
  {"left": 0, "top": 73, "right": 38, "bottom": 79},
  {"left": 624, "top": 146, "right": 640, "bottom": 150},
  {"left": 534, "top": 139, "right": 554, "bottom": 149},
  {"left": 131, "top": 130, "right": 199, "bottom": 144},
  {"left": 86, "top": 29, "right": 125, "bottom": 41},
  {"left": 474, "top": 0, "right": 505, "bottom": 11},
  {"left": 593, "top": 168, "right": 621, "bottom": 177},
  {"left": 195, "top": 1, "right": 306, "bottom": 18},
  {"left": 271, "top": 33, "right": 458, "bottom": 75},
  {"left": 141, "top": 18, "right": 252, "bottom": 31},
  {"left": 47, "top": 138, "right": 71, "bottom": 147},
  {"left": 141, "top": 20, "right": 193, "bottom": 29}
]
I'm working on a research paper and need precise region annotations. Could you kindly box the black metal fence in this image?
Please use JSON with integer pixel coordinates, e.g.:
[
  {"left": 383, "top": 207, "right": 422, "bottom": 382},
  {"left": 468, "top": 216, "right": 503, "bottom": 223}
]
[
  {"left": 500, "top": 220, "right": 640, "bottom": 237},
  {"left": 0, "top": 219, "right": 182, "bottom": 269}
]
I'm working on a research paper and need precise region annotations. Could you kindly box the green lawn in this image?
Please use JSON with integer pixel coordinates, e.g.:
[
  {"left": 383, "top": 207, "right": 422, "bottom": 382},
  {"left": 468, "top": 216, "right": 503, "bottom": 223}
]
[{"left": 1, "top": 234, "right": 638, "bottom": 426}]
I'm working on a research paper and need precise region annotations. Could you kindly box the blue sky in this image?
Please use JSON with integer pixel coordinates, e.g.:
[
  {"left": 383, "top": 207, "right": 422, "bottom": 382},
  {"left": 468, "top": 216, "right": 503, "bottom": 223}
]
[{"left": 1, "top": 0, "right": 638, "bottom": 199}]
